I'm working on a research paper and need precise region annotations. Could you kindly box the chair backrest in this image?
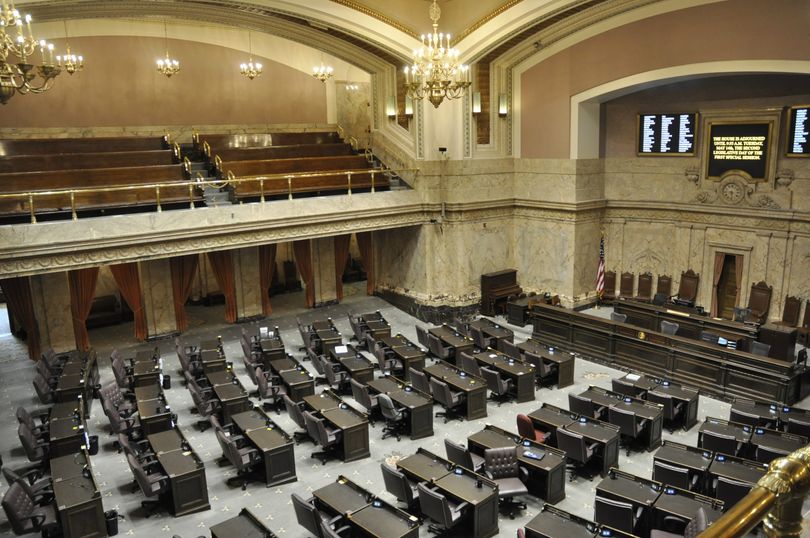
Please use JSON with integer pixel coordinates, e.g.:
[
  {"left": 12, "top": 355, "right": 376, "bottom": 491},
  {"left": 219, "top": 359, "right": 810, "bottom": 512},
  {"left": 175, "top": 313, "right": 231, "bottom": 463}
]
[
  {"left": 350, "top": 378, "right": 375, "bottom": 411},
  {"left": 556, "top": 428, "right": 587, "bottom": 463},
  {"left": 459, "top": 352, "right": 482, "bottom": 378},
  {"left": 700, "top": 431, "right": 738, "bottom": 455},
  {"left": 377, "top": 393, "right": 402, "bottom": 421},
  {"left": 609, "top": 406, "right": 638, "bottom": 437},
  {"left": 781, "top": 296, "right": 802, "bottom": 326},
  {"left": 480, "top": 367, "right": 507, "bottom": 394},
  {"left": 381, "top": 462, "right": 415, "bottom": 505},
  {"left": 594, "top": 496, "right": 635, "bottom": 534},
  {"left": 444, "top": 438, "right": 475, "bottom": 471},
  {"left": 429, "top": 377, "right": 454, "bottom": 407},
  {"left": 657, "top": 274, "right": 673, "bottom": 298},
  {"left": 660, "top": 320, "right": 680, "bottom": 336},
  {"left": 2, "top": 481, "right": 39, "bottom": 534},
  {"left": 291, "top": 492, "right": 323, "bottom": 538},
  {"left": 647, "top": 391, "right": 676, "bottom": 420},
  {"left": 18, "top": 423, "right": 45, "bottom": 462},
  {"left": 302, "top": 411, "right": 322, "bottom": 445},
  {"left": 568, "top": 393, "right": 594, "bottom": 417},
  {"left": 483, "top": 446, "right": 520, "bottom": 479},
  {"left": 637, "top": 273, "right": 653, "bottom": 299},
  {"left": 611, "top": 312, "right": 627, "bottom": 323},
  {"left": 619, "top": 272, "right": 634, "bottom": 297},
  {"left": 501, "top": 340, "right": 520, "bottom": 359},
  {"left": 417, "top": 483, "right": 453, "bottom": 529},
  {"left": 415, "top": 325, "right": 429, "bottom": 349},
  {"left": 714, "top": 476, "right": 752, "bottom": 511},
  {"left": 751, "top": 341, "right": 770, "bottom": 356},
  {"left": 653, "top": 460, "right": 691, "bottom": 490},
  {"left": 678, "top": 270, "right": 699, "bottom": 302},
  {"left": 409, "top": 370, "right": 431, "bottom": 394},
  {"left": 746, "top": 281, "right": 772, "bottom": 317},
  {"left": 604, "top": 271, "right": 616, "bottom": 297},
  {"left": 283, "top": 394, "right": 306, "bottom": 429}
]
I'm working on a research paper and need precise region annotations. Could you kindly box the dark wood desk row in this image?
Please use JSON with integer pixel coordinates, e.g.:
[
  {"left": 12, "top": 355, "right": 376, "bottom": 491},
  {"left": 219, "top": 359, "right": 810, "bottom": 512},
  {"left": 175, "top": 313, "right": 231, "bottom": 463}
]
[
  {"left": 530, "top": 303, "right": 803, "bottom": 404},
  {"left": 302, "top": 391, "right": 370, "bottom": 462}
]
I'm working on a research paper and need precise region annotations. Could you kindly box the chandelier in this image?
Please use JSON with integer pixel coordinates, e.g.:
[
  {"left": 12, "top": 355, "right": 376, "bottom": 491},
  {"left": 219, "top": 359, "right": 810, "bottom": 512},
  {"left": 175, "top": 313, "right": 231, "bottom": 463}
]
[
  {"left": 404, "top": 0, "right": 471, "bottom": 108},
  {"left": 56, "top": 21, "right": 83, "bottom": 75},
  {"left": 239, "top": 31, "right": 262, "bottom": 80},
  {"left": 312, "top": 63, "right": 333, "bottom": 83},
  {"left": 156, "top": 21, "right": 180, "bottom": 78},
  {"left": 0, "top": 6, "right": 62, "bottom": 105}
]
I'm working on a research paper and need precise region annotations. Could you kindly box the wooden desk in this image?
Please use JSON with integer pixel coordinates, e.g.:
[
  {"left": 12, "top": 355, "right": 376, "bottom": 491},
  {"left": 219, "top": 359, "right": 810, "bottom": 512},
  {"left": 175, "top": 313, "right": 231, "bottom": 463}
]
[
  {"left": 278, "top": 369, "right": 315, "bottom": 402},
  {"left": 564, "top": 418, "right": 620, "bottom": 477},
  {"left": 347, "top": 501, "right": 420, "bottom": 538},
  {"left": 433, "top": 469, "right": 499, "bottom": 538},
  {"left": 231, "top": 410, "right": 296, "bottom": 487},
  {"left": 320, "top": 407, "right": 370, "bottom": 462},
  {"left": 424, "top": 362, "right": 488, "bottom": 420},
  {"left": 516, "top": 339, "right": 575, "bottom": 388},
  {"left": 525, "top": 505, "right": 598, "bottom": 538},
  {"left": 210, "top": 508, "right": 277, "bottom": 538},
  {"left": 472, "top": 350, "right": 535, "bottom": 402}
]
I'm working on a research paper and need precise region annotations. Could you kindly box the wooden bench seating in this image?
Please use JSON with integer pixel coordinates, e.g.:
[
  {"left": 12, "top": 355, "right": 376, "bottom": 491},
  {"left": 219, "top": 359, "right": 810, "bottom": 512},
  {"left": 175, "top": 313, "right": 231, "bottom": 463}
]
[
  {"left": 0, "top": 164, "right": 198, "bottom": 217},
  {"left": 211, "top": 143, "right": 354, "bottom": 163},
  {"left": 196, "top": 131, "right": 340, "bottom": 151},
  {"left": 0, "top": 136, "right": 168, "bottom": 156},
  {"left": 0, "top": 149, "right": 177, "bottom": 174}
]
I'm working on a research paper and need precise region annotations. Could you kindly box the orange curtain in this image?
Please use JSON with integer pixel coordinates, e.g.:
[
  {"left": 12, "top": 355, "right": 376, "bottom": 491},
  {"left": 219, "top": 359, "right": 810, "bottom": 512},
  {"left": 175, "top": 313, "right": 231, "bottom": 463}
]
[
  {"left": 0, "top": 277, "right": 41, "bottom": 360},
  {"left": 68, "top": 267, "right": 99, "bottom": 351},
  {"left": 334, "top": 235, "right": 351, "bottom": 301},
  {"left": 292, "top": 240, "right": 315, "bottom": 308},
  {"left": 259, "top": 244, "right": 277, "bottom": 316},
  {"left": 109, "top": 263, "right": 147, "bottom": 341},
  {"left": 710, "top": 252, "right": 725, "bottom": 317},
  {"left": 356, "top": 231, "right": 375, "bottom": 295},
  {"left": 207, "top": 251, "right": 238, "bottom": 323},
  {"left": 734, "top": 255, "right": 744, "bottom": 306},
  {"left": 170, "top": 254, "right": 199, "bottom": 332}
]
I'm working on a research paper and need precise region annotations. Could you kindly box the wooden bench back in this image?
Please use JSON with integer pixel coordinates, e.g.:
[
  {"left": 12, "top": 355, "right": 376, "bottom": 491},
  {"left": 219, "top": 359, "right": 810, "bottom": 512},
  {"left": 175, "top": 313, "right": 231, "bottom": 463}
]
[
  {"left": 0, "top": 136, "right": 167, "bottom": 156},
  {"left": 0, "top": 150, "right": 176, "bottom": 174},
  {"left": 213, "top": 143, "right": 353, "bottom": 163},
  {"left": 224, "top": 155, "right": 369, "bottom": 178}
]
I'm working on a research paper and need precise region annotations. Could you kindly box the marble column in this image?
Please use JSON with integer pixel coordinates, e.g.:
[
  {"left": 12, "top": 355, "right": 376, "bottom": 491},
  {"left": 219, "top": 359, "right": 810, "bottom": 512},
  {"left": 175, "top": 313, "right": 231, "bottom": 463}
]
[
  {"left": 30, "top": 271, "right": 74, "bottom": 353},
  {"left": 138, "top": 258, "right": 177, "bottom": 339},
  {"left": 232, "top": 246, "right": 263, "bottom": 320},
  {"left": 312, "top": 237, "right": 338, "bottom": 306}
]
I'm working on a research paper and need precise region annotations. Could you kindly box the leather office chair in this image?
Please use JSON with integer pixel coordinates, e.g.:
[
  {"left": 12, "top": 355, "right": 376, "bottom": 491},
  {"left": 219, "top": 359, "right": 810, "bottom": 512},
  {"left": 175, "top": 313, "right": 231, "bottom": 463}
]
[
  {"left": 484, "top": 446, "right": 528, "bottom": 518},
  {"left": 430, "top": 377, "right": 464, "bottom": 423},
  {"left": 127, "top": 453, "right": 170, "bottom": 517},
  {"left": 713, "top": 476, "right": 752, "bottom": 511},
  {"left": 750, "top": 341, "right": 771, "bottom": 356},
  {"left": 647, "top": 391, "right": 683, "bottom": 432},
  {"left": 459, "top": 352, "right": 483, "bottom": 378},
  {"left": 650, "top": 506, "right": 707, "bottom": 538},
  {"left": 516, "top": 413, "right": 549, "bottom": 444},
  {"left": 350, "top": 378, "right": 378, "bottom": 423},
  {"left": 653, "top": 460, "right": 697, "bottom": 491},
  {"left": 444, "top": 438, "right": 484, "bottom": 473},
  {"left": 609, "top": 406, "right": 647, "bottom": 456},
  {"left": 481, "top": 366, "right": 513, "bottom": 405},
  {"left": 556, "top": 427, "right": 598, "bottom": 481},
  {"left": 660, "top": 320, "right": 680, "bottom": 336},
  {"left": 610, "top": 312, "right": 628, "bottom": 323},
  {"left": 255, "top": 366, "right": 285, "bottom": 414},
  {"left": 417, "top": 482, "right": 468, "bottom": 534},
  {"left": 409, "top": 369, "right": 431, "bottom": 395},
  {"left": 18, "top": 423, "right": 48, "bottom": 463},
  {"left": 283, "top": 394, "right": 312, "bottom": 444},
  {"left": 381, "top": 462, "right": 418, "bottom": 509},
  {"left": 569, "top": 393, "right": 599, "bottom": 419},
  {"left": 378, "top": 393, "right": 407, "bottom": 441},
  {"left": 699, "top": 430, "right": 741, "bottom": 456},
  {"left": 501, "top": 340, "right": 520, "bottom": 360},
  {"left": 320, "top": 356, "right": 350, "bottom": 394},
  {"left": 755, "top": 444, "right": 791, "bottom": 464},
  {"left": 594, "top": 496, "right": 642, "bottom": 535},
  {"left": 303, "top": 411, "right": 341, "bottom": 465},
  {"left": 415, "top": 325, "right": 429, "bottom": 350},
  {"left": 215, "top": 429, "right": 261, "bottom": 490},
  {"left": 2, "top": 482, "right": 57, "bottom": 535},
  {"left": 32, "top": 374, "right": 53, "bottom": 405},
  {"left": 471, "top": 326, "right": 493, "bottom": 350},
  {"left": 786, "top": 416, "right": 810, "bottom": 439}
]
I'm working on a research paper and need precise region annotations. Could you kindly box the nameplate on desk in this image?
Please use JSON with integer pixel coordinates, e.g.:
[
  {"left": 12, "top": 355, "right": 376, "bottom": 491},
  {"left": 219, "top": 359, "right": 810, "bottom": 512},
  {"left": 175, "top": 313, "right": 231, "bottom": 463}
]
[{"left": 335, "top": 345, "right": 349, "bottom": 354}]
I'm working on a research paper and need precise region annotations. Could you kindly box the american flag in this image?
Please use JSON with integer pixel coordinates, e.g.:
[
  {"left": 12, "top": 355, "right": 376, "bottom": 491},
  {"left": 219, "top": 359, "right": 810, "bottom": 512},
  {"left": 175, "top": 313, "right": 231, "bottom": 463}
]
[{"left": 596, "top": 234, "right": 605, "bottom": 299}]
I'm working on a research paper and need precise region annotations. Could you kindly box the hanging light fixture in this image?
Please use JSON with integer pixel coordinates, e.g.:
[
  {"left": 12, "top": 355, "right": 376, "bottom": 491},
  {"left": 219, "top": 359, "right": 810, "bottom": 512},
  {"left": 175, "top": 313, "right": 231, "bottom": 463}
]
[
  {"left": 239, "top": 31, "right": 262, "bottom": 80},
  {"left": 312, "top": 53, "right": 333, "bottom": 82},
  {"left": 0, "top": 5, "right": 63, "bottom": 105},
  {"left": 156, "top": 20, "right": 180, "bottom": 78},
  {"left": 55, "top": 20, "right": 83, "bottom": 75},
  {"left": 404, "top": 0, "right": 471, "bottom": 108}
]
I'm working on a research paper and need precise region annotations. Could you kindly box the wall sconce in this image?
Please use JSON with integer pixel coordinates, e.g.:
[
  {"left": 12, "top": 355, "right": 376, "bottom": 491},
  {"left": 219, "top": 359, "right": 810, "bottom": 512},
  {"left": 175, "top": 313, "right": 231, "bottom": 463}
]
[
  {"left": 498, "top": 94, "right": 508, "bottom": 117},
  {"left": 386, "top": 96, "right": 396, "bottom": 118},
  {"left": 472, "top": 91, "right": 481, "bottom": 114},
  {"left": 404, "top": 95, "right": 413, "bottom": 117}
]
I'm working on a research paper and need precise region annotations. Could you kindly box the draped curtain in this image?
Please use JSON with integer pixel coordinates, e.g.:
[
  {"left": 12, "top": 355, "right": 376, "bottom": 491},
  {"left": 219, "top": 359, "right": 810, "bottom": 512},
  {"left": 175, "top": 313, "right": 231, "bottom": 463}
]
[
  {"left": 109, "top": 263, "right": 147, "bottom": 341},
  {"left": 207, "top": 251, "right": 238, "bottom": 323},
  {"left": 333, "top": 235, "right": 351, "bottom": 301},
  {"left": 68, "top": 267, "right": 99, "bottom": 351},
  {"left": 0, "top": 277, "right": 41, "bottom": 360},
  {"left": 170, "top": 254, "right": 199, "bottom": 332},
  {"left": 356, "top": 232, "right": 375, "bottom": 295},
  {"left": 292, "top": 240, "right": 315, "bottom": 308},
  {"left": 710, "top": 252, "right": 725, "bottom": 317},
  {"left": 734, "top": 255, "right": 744, "bottom": 306},
  {"left": 259, "top": 244, "right": 277, "bottom": 316}
]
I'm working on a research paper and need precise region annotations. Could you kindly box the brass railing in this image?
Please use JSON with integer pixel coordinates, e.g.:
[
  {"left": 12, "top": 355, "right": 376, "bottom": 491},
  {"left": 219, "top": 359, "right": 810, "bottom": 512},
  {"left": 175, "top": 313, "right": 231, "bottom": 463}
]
[
  {"left": 0, "top": 166, "right": 418, "bottom": 223},
  {"left": 699, "top": 444, "right": 810, "bottom": 537}
]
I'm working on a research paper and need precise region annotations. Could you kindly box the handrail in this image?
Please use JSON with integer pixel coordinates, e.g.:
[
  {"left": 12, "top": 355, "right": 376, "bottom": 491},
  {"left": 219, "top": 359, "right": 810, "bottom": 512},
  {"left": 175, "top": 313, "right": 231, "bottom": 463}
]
[
  {"left": 0, "top": 166, "right": 419, "bottom": 223},
  {"left": 698, "top": 444, "right": 810, "bottom": 537}
]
